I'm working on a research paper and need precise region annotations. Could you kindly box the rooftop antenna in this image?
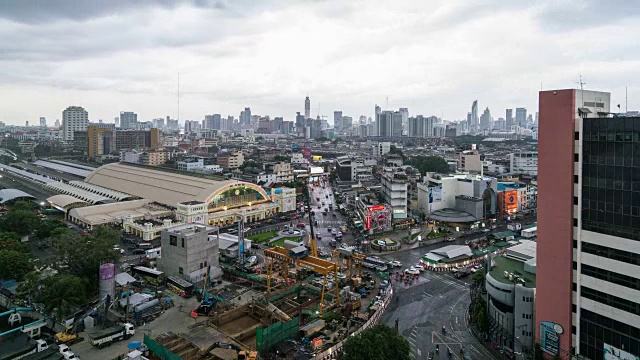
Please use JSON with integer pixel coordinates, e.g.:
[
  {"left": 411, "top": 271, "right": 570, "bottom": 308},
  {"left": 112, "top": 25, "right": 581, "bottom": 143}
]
[
  {"left": 576, "top": 74, "right": 586, "bottom": 109},
  {"left": 626, "top": 86, "right": 628, "bottom": 113},
  {"left": 386, "top": 96, "right": 389, "bottom": 109}
]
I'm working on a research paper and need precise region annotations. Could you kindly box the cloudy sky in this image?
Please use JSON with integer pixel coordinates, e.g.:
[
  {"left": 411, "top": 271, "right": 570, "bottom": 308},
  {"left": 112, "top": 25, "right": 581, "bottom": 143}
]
[{"left": 0, "top": 0, "right": 637, "bottom": 125}]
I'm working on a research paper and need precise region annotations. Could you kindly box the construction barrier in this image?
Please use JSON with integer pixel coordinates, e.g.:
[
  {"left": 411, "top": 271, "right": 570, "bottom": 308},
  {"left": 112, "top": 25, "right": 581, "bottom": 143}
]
[
  {"left": 256, "top": 316, "right": 300, "bottom": 353},
  {"left": 143, "top": 334, "right": 183, "bottom": 360},
  {"left": 312, "top": 286, "right": 394, "bottom": 360}
]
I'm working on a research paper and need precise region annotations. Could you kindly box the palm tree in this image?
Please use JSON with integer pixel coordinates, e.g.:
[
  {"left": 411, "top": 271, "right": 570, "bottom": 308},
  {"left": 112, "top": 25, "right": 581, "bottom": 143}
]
[{"left": 39, "top": 275, "right": 88, "bottom": 322}]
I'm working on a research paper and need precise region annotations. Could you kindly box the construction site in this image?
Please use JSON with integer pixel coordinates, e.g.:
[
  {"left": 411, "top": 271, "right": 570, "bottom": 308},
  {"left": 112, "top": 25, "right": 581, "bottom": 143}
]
[{"left": 137, "top": 240, "right": 393, "bottom": 360}]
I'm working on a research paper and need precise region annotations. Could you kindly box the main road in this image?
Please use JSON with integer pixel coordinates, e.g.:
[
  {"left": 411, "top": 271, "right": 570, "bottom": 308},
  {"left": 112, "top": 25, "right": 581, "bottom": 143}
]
[{"left": 380, "top": 250, "right": 497, "bottom": 360}]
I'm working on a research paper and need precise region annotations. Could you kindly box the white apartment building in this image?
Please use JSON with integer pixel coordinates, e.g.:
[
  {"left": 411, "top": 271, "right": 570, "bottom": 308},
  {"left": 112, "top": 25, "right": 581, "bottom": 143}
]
[
  {"left": 417, "top": 173, "right": 498, "bottom": 216},
  {"left": 459, "top": 150, "right": 482, "bottom": 173},
  {"left": 372, "top": 142, "right": 391, "bottom": 157},
  {"left": 62, "top": 106, "right": 89, "bottom": 141},
  {"left": 381, "top": 169, "right": 408, "bottom": 219},
  {"left": 509, "top": 152, "right": 538, "bottom": 175},
  {"left": 177, "top": 158, "right": 205, "bottom": 172}
]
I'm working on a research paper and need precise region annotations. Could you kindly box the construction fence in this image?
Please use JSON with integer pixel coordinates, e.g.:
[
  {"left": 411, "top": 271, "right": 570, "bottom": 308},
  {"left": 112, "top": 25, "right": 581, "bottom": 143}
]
[
  {"left": 143, "top": 334, "right": 183, "bottom": 360},
  {"left": 256, "top": 316, "right": 300, "bottom": 353}
]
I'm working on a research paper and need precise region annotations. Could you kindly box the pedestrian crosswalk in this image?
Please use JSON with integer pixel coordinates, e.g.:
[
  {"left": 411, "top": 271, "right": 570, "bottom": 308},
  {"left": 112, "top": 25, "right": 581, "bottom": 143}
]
[{"left": 408, "top": 326, "right": 419, "bottom": 359}]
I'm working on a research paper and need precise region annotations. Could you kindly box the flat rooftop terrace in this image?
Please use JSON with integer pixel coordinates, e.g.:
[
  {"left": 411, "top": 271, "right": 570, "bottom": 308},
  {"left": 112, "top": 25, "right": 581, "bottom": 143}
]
[{"left": 489, "top": 255, "right": 536, "bottom": 288}]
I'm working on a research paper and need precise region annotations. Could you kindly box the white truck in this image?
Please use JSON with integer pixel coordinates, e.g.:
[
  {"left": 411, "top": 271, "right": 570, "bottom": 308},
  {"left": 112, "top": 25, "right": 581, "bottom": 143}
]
[
  {"left": 1, "top": 339, "right": 49, "bottom": 360},
  {"left": 59, "top": 344, "right": 80, "bottom": 359},
  {"left": 88, "top": 323, "right": 135, "bottom": 348}
]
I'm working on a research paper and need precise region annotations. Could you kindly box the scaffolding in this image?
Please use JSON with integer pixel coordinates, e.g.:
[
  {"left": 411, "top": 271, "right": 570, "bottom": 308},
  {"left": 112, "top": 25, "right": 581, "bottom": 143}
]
[{"left": 264, "top": 246, "right": 340, "bottom": 317}]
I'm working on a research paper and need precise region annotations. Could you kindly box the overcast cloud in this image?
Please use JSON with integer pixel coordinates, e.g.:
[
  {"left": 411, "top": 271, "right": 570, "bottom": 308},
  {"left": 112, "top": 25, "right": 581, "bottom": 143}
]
[{"left": 0, "top": 0, "right": 637, "bottom": 125}]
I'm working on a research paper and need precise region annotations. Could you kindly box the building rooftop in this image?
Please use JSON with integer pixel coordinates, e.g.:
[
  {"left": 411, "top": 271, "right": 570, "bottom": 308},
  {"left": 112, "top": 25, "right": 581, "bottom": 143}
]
[{"left": 490, "top": 255, "right": 536, "bottom": 288}]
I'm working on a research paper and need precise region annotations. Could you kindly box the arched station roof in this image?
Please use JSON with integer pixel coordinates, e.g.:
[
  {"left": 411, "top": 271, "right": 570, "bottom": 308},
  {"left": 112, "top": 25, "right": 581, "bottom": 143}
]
[{"left": 84, "top": 163, "right": 270, "bottom": 207}]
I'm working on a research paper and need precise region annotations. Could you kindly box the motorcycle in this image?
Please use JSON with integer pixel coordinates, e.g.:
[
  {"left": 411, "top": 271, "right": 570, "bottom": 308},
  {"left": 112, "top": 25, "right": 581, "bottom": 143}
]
[
  {"left": 442, "top": 326, "right": 446, "bottom": 334},
  {"left": 435, "top": 345, "right": 439, "bottom": 354}
]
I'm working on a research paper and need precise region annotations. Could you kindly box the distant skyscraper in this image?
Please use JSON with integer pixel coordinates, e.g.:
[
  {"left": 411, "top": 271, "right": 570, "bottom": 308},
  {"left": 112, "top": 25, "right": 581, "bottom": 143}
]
[
  {"left": 359, "top": 115, "right": 367, "bottom": 125},
  {"left": 399, "top": 108, "right": 409, "bottom": 130},
  {"left": 408, "top": 115, "right": 436, "bottom": 137},
  {"left": 375, "top": 104, "right": 381, "bottom": 123},
  {"left": 120, "top": 111, "right": 137, "bottom": 129},
  {"left": 63, "top": 106, "right": 89, "bottom": 141},
  {"left": 39, "top": 117, "right": 46, "bottom": 127},
  {"left": 240, "top": 107, "right": 251, "bottom": 125},
  {"left": 506, "top": 109, "right": 514, "bottom": 128},
  {"left": 480, "top": 107, "right": 492, "bottom": 130},
  {"left": 527, "top": 114, "right": 533, "bottom": 126},
  {"left": 55, "top": 119, "right": 61, "bottom": 128},
  {"left": 304, "top": 96, "right": 311, "bottom": 119},
  {"left": 515, "top": 107, "right": 527, "bottom": 127},
  {"left": 25, "top": 121, "right": 29, "bottom": 127},
  {"left": 114, "top": 117, "right": 119, "bottom": 127},
  {"left": 470, "top": 100, "right": 479, "bottom": 133},
  {"left": 334, "top": 111, "right": 342, "bottom": 131}
]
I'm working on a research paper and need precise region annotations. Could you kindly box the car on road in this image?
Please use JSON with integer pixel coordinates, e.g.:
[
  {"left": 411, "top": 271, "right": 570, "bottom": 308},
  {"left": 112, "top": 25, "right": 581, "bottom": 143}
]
[
  {"left": 390, "top": 260, "right": 402, "bottom": 267},
  {"left": 404, "top": 267, "right": 419, "bottom": 275},
  {"left": 414, "top": 264, "right": 425, "bottom": 272},
  {"left": 380, "top": 280, "right": 389, "bottom": 288},
  {"left": 482, "top": 228, "right": 490, "bottom": 232},
  {"left": 296, "top": 223, "right": 306, "bottom": 228},
  {"left": 132, "top": 249, "right": 145, "bottom": 255},
  {"left": 113, "top": 246, "right": 125, "bottom": 255},
  {"left": 446, "top": 236, "right": 455, "bottom": 242},
  {"left": 37, "top": 242, "right": 49, "bottom": 250}
]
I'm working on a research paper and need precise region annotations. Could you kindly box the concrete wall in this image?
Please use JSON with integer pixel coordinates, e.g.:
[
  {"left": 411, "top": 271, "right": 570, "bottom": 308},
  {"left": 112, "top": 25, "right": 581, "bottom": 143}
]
[
  {"left": 514, "top": 285, "right": 536, "bottom": 354},
  {"left": 536, "top": 89, "right": 576, "bottom": 353}
]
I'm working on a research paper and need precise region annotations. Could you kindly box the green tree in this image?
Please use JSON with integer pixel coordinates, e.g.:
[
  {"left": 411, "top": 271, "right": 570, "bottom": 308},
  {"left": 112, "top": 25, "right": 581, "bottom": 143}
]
[
  {"left": 38, "top": 275, "right": 89, "bottom": 321},
  {"left": 533, "top": 343, "right": 544, "bottom": 360},
  {"left": 343, "top": 324, "right": 411, "bottom": 360},
  {"left": 208, "top": 145, "right": 219, "bottom": 154},
  {"left": 389, "top": 145, "right": 404, "bottom": 159},
  {"left": 35, "top": 219, "right": 67, "bottom": 239},
  {"left": 51, "top": 227, "right": 120, "bottom": 291},
  {"left": 471, "top": 271, "right": 484, "bottom": 287},
  {"left": 472, "top": 300, "right": 489, "bottom": 334},
  {"left": 0, "top": 203, "right": 41, "bottom": 236},
  {"left": 241, "top": 160, "right": 259, "bottom": 169},
  {"left": 273, "top": 155, "right": 290, "bottom": 162},
  {"left": 0, "top": 250, "right": 32, "bottom": 280},
  {"left": 15, "top": 271, "right": 41, "bottom": 306},
  {"left": 0, "top": 231, "right": 28, "bottom": 252},
  {"left": 418, "top": 156, "right": 450, "bottom": 174}
]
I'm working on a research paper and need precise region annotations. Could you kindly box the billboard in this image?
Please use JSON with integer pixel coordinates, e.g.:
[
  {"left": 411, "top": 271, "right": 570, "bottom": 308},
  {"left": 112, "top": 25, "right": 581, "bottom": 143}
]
[
  {"left": 238, "top": 215, "right": 245, "bottom": 257},
  {"left": 539, "top": 321, "right": 563, "bottom": 356},
  {"left": 505, "top": 190, "right": 518, "bottom": 210},
  {"left": 428, "top": 187, "right": 442, "bottom": 204},
  {"left": 303, "top": 148, "right": 311, "bottom": 158},
  {"left": 292, "top": 143, "right": 300, "bottom": 152},
  {"left": 604, "top": 343, "right": 640, "bottom": 360}
]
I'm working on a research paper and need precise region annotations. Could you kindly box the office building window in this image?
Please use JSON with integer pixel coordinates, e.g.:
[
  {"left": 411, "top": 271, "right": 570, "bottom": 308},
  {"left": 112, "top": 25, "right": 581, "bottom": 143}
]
[
  {"left": 181, "top": 238, "right": 185, "bottom": 248},
  {"left": 581, "top": 286, "right": 640, "bottom": 316},
  {"left": 169, "top": 235, "right": 177, "bottom": 246},
  {"left": 581, "top": 263, "right": 640, "bottom": 291},
  {"left": 579, "top": 309, "right": 640, "bottom": 360},
  {"left": 178, "top": 267, "right": 183, "bottom": 275}
]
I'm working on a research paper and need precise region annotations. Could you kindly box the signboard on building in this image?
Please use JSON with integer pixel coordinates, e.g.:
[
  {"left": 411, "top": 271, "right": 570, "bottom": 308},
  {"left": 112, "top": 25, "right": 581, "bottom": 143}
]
[
  {"left": 428, "top": 187, "right": 442, "bottom": 203},
  {"left": 303, "top": 148, "right": 311, "bottom": 158},
  {"left": 505, "top": 190, "right": 518, "bottom": 210},
  {"left": 539, "top": 321, "right": 562, "bottom": 356},
  {"left": 238, "top": 216, "right": 245, "bottom": 257},
  {"left": 604, "top": 343, "right": 640, "bottom": 360},
  {"left": 292, "top": 143, "right": 300, "bottom": 153}
]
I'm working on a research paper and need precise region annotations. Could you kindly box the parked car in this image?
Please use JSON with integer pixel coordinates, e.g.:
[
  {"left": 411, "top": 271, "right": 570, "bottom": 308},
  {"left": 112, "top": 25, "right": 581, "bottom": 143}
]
[
  {"left": 132, "top": 249, "right": 145, "bottom": 255},
  {"left": 414, "top": 264, "right": 425, "bottom": 272},
  {"left": 404, "top": 267, "right": 419, "bottom": 275}
]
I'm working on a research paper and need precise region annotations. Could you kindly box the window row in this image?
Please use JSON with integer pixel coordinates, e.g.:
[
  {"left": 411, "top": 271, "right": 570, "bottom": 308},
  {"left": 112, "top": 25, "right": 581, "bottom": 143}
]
[
  {"left": 582, "top": 242, "right": 640, "bottom": 266},
  {"left": 582, "top": 178, "right": 640, "bottom": 192},
  {"left": 584, "top": 117, "right": 640, "bottom": 132},
  {"left": 582, "top": 222, "right": 640, "bottom": 241},
  {"left": 579, "top": 309, "right": 640, "bottom": 360},
  {"left": 581, "top": 286, "right": 640, "bottom": 316},
  {"left": 581, "top": 264, "right": 640, "bottom": 292}
]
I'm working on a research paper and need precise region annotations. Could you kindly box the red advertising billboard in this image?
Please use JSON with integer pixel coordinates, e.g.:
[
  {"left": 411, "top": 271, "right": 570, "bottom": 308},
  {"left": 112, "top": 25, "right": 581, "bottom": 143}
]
[
  {"left": 505, "top": 190, "right": 518, "bottom": 210},
  {"left": 303, "top": 148, "right": 311, "bottom": 158}
]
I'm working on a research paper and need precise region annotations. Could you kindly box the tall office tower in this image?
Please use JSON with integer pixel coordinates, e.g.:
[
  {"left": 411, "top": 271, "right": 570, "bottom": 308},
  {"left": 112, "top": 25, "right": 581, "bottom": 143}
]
[
  {"left": 399, "top": 108, "right": 409, "bottom": 129},
  {"left": 377, "top": 111, "right": 393, "bottom": 137},
  {"left": 55, "top": 119, "right": 60, "bottom": 128},
  {"left": 527, "top": 114, "right": 533, "bottom": 126},
  {"left": 535, "top": 112, "right": 539, "bottom": 125},
  {"left": 515, "top": 107, "right": 527, "bottom": 127},
  {"left": 114, "top": 117, "right": 119, "bottom": 127},
  {"left": 506, "top": 108, "right": 514, "bottom": 128},
  {"left": 25, "top": 121, "right": 29, "bottom": 127},
  {"left": 334, "top": 111, "right": 342, "bottom": 131},
  {"left": 470, "top": 100, "right": 479, "bottom": 133},
  {"left": 62, "top": 106, "right": 89, "bottom": 141},
  {"left": 341, "top": 116, "right": 353, "bottom": 131},
  {"left": 359, "top": 115, "right": 367, "bottom": 125},
  {"left": 39, "top": 117, "right": 46, "bottom": 127},
  {"left": 409, "top": 115, "right": 434, "bottom": 137},
  {"left": 204, "top": 114, "right": 221, "bottom": 129},
  {"left": 240, "top": 107, "right": 251, "bottom": 125},
  {"left": 375, "top": 104, "right": 381, "bottom": 123},
  {"left": 120, "top": 111, "right": 138, "bottom": 129},
  {"left": 537, "top": 89, "right": 640, "bottom": 360},
  {"left": 480, "top": 107, "right": 492, "bottom": 130},
  {"left": 304, "top": 96, "right": 311, "bottom": 119},
  {"left": 467, "top": 112, "right": 472, "bottom": 131}
]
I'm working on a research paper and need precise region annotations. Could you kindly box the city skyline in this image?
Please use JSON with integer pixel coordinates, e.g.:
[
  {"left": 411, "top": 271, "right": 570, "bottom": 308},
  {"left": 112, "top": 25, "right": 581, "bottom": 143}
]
[{"left": 0, "top": 0, "right": 638, "bottom": 125}]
